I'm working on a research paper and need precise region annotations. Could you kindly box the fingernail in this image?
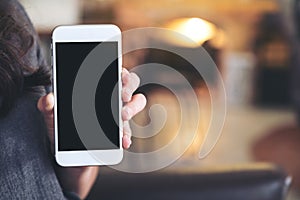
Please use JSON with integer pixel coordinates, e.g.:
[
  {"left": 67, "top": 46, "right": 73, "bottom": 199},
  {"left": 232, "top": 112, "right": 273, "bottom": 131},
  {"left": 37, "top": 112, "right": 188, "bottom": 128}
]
[
  {"left": 48, "top": 94, "right": 54, "bottom": 104},
  {"left": 123, "top": 135, "right": 132, "bottom": 148},
  {"left": 127, "top": 139, "right": 132, "bottom": 148},
  {"left": 45, "top": 94, "right": 54, "bottom": 110}
]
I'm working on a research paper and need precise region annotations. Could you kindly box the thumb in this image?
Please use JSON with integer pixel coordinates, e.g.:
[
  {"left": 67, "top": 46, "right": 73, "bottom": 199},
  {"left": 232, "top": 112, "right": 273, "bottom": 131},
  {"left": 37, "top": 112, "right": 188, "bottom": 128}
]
[{"left": 37, "top": 93, "right": 55, "bottom": 146}]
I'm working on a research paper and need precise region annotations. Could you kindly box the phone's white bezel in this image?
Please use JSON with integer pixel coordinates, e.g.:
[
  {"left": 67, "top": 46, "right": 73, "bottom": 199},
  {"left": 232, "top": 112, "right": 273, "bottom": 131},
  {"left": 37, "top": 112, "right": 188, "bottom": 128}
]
[{"left": 52, "top": 25, "right": 123, "bottom": 166}]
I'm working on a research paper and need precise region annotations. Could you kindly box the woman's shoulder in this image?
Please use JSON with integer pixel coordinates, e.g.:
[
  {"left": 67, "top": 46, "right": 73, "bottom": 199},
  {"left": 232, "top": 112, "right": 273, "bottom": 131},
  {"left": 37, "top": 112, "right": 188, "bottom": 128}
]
[{"left": 0, "top": 93, "right": 66, "bottom": 199}]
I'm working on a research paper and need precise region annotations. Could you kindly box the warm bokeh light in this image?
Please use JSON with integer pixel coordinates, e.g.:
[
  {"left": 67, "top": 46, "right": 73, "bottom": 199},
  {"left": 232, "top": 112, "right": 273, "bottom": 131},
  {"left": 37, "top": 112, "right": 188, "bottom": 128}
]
[
  {"left": 164, "top": 17, "right": 217, "bottom": 47},
  {"left": 209, "top": 29, "right": 227, "bottom": 49}
]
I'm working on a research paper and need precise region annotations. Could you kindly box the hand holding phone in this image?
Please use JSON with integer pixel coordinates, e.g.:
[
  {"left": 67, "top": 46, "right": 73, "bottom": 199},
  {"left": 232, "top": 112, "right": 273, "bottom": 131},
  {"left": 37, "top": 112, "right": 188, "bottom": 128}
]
[{"left": 37, "top": 70, "right": 146, "bottom": 197}]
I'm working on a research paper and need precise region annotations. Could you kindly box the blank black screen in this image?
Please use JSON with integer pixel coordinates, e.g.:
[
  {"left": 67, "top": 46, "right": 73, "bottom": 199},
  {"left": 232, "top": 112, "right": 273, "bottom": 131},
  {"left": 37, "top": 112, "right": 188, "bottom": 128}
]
[{"left": 56, "top": 42, "right": 120, "bottom": 151}]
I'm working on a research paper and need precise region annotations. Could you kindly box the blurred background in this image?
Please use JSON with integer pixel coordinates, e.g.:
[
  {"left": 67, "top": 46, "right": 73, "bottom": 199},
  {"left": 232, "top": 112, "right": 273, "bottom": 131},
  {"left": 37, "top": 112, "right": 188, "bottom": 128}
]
[{"left": 19, "top": 0, "right": 300, "bottom": 199}]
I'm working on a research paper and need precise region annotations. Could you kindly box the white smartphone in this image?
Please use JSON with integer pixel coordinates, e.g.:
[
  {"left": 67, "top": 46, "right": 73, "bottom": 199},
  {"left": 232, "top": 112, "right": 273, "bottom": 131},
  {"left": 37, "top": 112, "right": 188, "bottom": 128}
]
[{"left": 52, "top": 25, "right": 123, "bottom": 166}]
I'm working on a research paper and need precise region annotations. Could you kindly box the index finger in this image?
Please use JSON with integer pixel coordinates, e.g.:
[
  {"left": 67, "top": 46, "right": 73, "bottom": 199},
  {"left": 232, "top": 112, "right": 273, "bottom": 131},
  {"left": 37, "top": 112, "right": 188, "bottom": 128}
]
[{"left": 122, "top": 68, "right": 140, "bottom": 102}]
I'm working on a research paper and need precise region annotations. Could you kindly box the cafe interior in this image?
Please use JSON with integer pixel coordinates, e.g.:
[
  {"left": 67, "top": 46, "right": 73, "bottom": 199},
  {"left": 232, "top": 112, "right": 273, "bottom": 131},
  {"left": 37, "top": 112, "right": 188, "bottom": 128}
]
[{"left": 20, "top": 0, "right": 300, "bottom": 199}]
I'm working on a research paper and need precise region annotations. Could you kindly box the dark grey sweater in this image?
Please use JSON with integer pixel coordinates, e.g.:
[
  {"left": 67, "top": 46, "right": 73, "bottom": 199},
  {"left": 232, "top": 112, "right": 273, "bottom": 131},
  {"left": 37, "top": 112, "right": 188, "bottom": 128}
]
[{"left": 0, "top": 94, "right": 66, "bottom": 199}]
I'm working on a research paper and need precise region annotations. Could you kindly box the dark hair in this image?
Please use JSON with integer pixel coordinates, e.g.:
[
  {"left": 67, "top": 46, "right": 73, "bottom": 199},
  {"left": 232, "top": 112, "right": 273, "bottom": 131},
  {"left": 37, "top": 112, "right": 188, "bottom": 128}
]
[{"left": 0, "top": 2, "right": 51, "bottom": 117}]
